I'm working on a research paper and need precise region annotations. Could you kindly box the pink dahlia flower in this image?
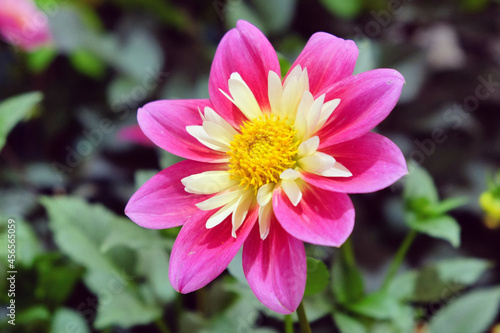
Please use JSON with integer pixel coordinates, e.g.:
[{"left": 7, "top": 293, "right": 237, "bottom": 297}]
[
  {"left": 0, "top": 0, "right": 52, "bottom": 50},
  {"left": 125, "top": 20, "right": 407, "bottom": 314}
]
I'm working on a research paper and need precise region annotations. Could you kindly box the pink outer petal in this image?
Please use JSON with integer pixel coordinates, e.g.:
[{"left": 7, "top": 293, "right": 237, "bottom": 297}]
[
  {"left": 125, "top": 160, "right": 227, "bottom": 229},
  {"left": 209, "top": 20, "right": 280, "bottom": 127},
  {"left": 169, "top": 207, "right": 258, "bottom": 293},
  {"left": 287, "top": 32, "right": 358, "bottom": 97},
  {"left": 273, "top": 184, "right": 355, "bottom": 247},
  {"left": 243, "top": 216, "right": 306, "bottom": 314},
  {"left": 138, "top": 99, "right": 227, "bottom": 162},
  {"left": 317, "top": 69, "right": 405, "bottom": 146},
  {"left": 302, "top": 132, "right": 408, "bottom": 194},
  {"left": 117, "top": 125, "right": 155, "bottom": 147}
]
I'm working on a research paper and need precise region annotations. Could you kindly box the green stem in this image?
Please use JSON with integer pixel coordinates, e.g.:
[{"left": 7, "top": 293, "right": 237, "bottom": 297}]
[
  {"left": 341, "top": 238, "right": 356, "bottom": 266},
  {"left": 284, "top": 314, "right": 294, "bottom": 333},
  {"left": 296, "top": 301, "right": 312, "bottom": 333},
  {"left": 382, "top": 229, "right": 418, "bottom": 290},
  {"left": 155, "top": 318, "right": 171, "bottom": 333}
]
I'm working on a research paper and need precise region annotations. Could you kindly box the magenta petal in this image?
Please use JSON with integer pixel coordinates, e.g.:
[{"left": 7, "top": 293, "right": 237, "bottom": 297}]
[
  {"left": 125, "top": 160, "right": 226, "bottom": 229},
  {"left": 169, "top": 207, "right": 258, "bottom": 293},
  {"left": 273, "top": 185, "right": 355, "bottom": 247},
  {"left": 243, "top": 217, "right": 306, "bottom": 314},
  {"left": 288, "top": 32, "right": 358, "bottom": 96},
  {"left": 303, "top": 132, "right": 408, "bottom": 193},
  {"left": 138, "top": 99, "right": 227, "bottom": 162},
  {"left": 209, "top": 20, "right": 280, "bottom": 127},
  {"left": 318, "top": 69, "right": 405, "bottom": 146}
]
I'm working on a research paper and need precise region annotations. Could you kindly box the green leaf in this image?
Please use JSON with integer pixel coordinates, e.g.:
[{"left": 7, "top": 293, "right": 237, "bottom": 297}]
[
  {"left": 253, "top": 0, "right": 297, "bottom": 33},
  {"left": 332, "top": 249, "right": 364, "bottom": 304},
  {"left": 40, "top": 196, "right": 165, "bottom": 329},
  {"left": 345, "top": 291, "right": 400, "bottom": 320},
  {"left": 17, "top": 305, "right": 51, "bottom": 324},
  {"left": 26, "top": 47, "right": 57, "bottom": 73},
  {"left": 136, "top": 248, "right": 175, "bottom": 303},
  {"left": 333, "top": 311, "right": 368, "bottom": 333},
  {"left": 0, "top": 217, "right": 43, "bottom": 268},
  {"left": 51, "top": 308, "right": 90, "bottom": 333},
  {"left": 35, "top": 254, "right": 83, "bottom": 305},
  {"left": 319, "top": 0, "right": 364, "bottom": 18},
  {"left": 277, "top": 52, "right": 292, "bottom": 79},
  {"left": 406, "top": 213, "right": 460, "bottom": 248},
  {"left": 70, "top": 49, "right": 106, "bottom": 79},
  {"left": 388, "top": 258, "right": 492, "bottom": 302},
  {"left": 404, "top": 163, "right": 439, "bottom": 205},
  {"left": 304, "top": 257, "right": 330, "bottom": 296},
  {"left": 428, "top": 286, "right": 500, "bottom": 333},
  {"left": 0, "top": 92, "right": 43, "bottom": 151},
  {"left": 427, "top": 196, "right": 468, "bottom": 216},
  {"left": 134, "top": 169, "right": 159, "bottom": 190}
]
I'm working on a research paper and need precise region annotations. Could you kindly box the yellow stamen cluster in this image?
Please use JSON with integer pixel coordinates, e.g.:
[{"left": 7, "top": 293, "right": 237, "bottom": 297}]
[{"left": 227, "top": 114, "right": 298, "bottom": 191}]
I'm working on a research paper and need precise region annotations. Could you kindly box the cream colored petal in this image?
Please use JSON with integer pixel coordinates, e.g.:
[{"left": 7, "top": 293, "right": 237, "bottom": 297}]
[
  {"left": 202, "top": 121, "right": 234, "bottom": 147},
  {"left": 294, "top": 91, "right": 314, "bottom": 141},
  {"left": 227, "top": 72, "right": 263, "bottom": 120},
  {"left": 297, "top": 136, "right": 320, "bottom": 158},
  {"left": 281, "top": 75, "right": 300, "bottom": 119},
  {"left": 186, "top": 125, "right": 228, "bottom": 152},
  {"left": 321, "top": 161, "right": 353, "bottom": 178},
  {"left": 314, "top": 98, "right": 340, "bottom": 133},
  {"left": 205, "top": 198, "right": 239, "bottom": 229},
  {"left": 203, "top": 107, "right": 238, "bottom": 135},
  {"left": 195, "top": 189, "right": 242, "bottom": 210},
  {"left": 281, "top": 179, "right": 302, "bottom": 206},
  {"left": 268, "top": 71, "right": 283, "bottom": 116},
  {"left": 258, "top": 202, "right": 273, "bottom": 240},
  {"left": 256, "top": 183, "right": 275, "bottom": 206},
  {"left": 280, "top": 168, "right": 301, "bottom": 180},
  {"left": 298, "top": 152, "right": 336, "bottom": 174},
  {"left": 232, "top": 190, "right": 253, "bottom": 238},
  {"left": 305, "top": 94, "right": 325, "bottom": 138},
  {"left": 181, "top": 171, "right": 237, "bottom": 194},
  {"left": 299, "top": 67, "right": 310, "bottom": 94},
  {"left": 283, "top": 65, "right": 303, "bottom": 90}
]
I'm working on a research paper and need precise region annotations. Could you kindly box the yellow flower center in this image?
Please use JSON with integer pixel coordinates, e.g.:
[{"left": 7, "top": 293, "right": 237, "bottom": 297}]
[{"left": 227, "top": 114, "right": 298, "bottom": 190}]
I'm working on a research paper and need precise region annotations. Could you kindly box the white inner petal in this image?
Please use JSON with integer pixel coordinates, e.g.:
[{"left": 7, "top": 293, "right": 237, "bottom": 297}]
[
  {"left": 297, "top": 136, "right": 320, "bottom": 158},
  {"left": 223, "top": 72, "right": 263, "bottom": 120},
  {"left": 206, "top": 198, "right": 240, "bottom": 229},
  {"left": 268, "top": 71, "right": 283, "bottom": 115},
  {"left": 258, "top": 202, "right": 273, "bottom": 240},
  {"left": 281, "top": 179, "right": 302, "bottom": 206},
  {"left": 298, "top": 152, "right": 336, "bottom": 174},
  {"left": 182, "top": 171, "right": 237, "bottom": 194},
  {"left": 195, "top": 188, "right": 242, "bottom": 210},
  {"left": 257, "top": 183, "right": 275, "bottom": 206},
  {"left": 232, "top": 191, "right": 253, "bottom": 237},
  {"left": 186, "top": 125, "right": 229, "bottom": 152}
]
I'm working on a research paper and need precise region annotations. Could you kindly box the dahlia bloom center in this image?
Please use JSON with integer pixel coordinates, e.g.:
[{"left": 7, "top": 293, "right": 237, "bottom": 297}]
[{"left": 228, "top": 115, "right": 298, "bottom": 190}]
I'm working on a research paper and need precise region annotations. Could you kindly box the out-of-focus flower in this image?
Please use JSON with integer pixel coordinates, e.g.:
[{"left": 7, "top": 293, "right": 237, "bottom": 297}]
[
  {"left": 491, "top": 323, "right": 500, "bottom": 333},
  {"left": 118, "top": 125, "right": 155, "bottom": 147},
  {"left": 125, "top": 20, "right": 406, "bottom": 314},
  {"left": 0, "top": 0, "right": 52, "bottom": 50},
  {"left": 479, "top": 171, "right": 500, "bottom": 229}
]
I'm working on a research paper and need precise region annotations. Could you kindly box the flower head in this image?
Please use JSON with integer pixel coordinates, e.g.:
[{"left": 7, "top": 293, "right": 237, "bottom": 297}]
[
  {"left": 125, "top": 20, "right": 407, "bottom": 314},
  {"left": 0, "top": 0, "right": 52, "bottom": 50}
]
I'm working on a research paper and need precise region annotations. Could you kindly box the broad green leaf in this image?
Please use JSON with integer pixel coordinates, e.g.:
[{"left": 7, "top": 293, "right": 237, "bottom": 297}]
[
  {"left": 304, "top": 257, "right": 330, "bottom": 296},
  {"left": 427, "top": 196, "right": 468, "bottom": 216},
  {"left": 332, "top": 249, "right": 364, "bottom": 304},
  {"left": 406, "top": 213, "right": 460, "bottom": 248},
  {"left": 0, "top": 217, "right": 43, "bottom": 269},
  {"left": 136, "top": 248, "right": 175, "bottom": 303},
  {"left": 51, "top": 308, "right": 90, "bottom": 333},
  {"left": 0, "top": 92, "right": 43, "bottom": 151},
  {"left": 319, "top": 0, "right": 364, "bottom": 18},
  {"left": 333, "top": 311, "right": 368, "bottom": 333},
  {"left": 428, "top": 286, "right": 500, "bottom": 333},
  {"left": 389, "top": 258, "right": 492, "bottom": 302},
  {"left": 35, "top": 254, "right": 83, "bottom": 305},
  {"left": 345, "top": 291, "right": 400, "bottom": 320},
  {"left": 41, "top": 196, "right": 165, "bottom": 328},
  {"left": 403, "top": 163, "right": 439, "bottom": 205}
]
